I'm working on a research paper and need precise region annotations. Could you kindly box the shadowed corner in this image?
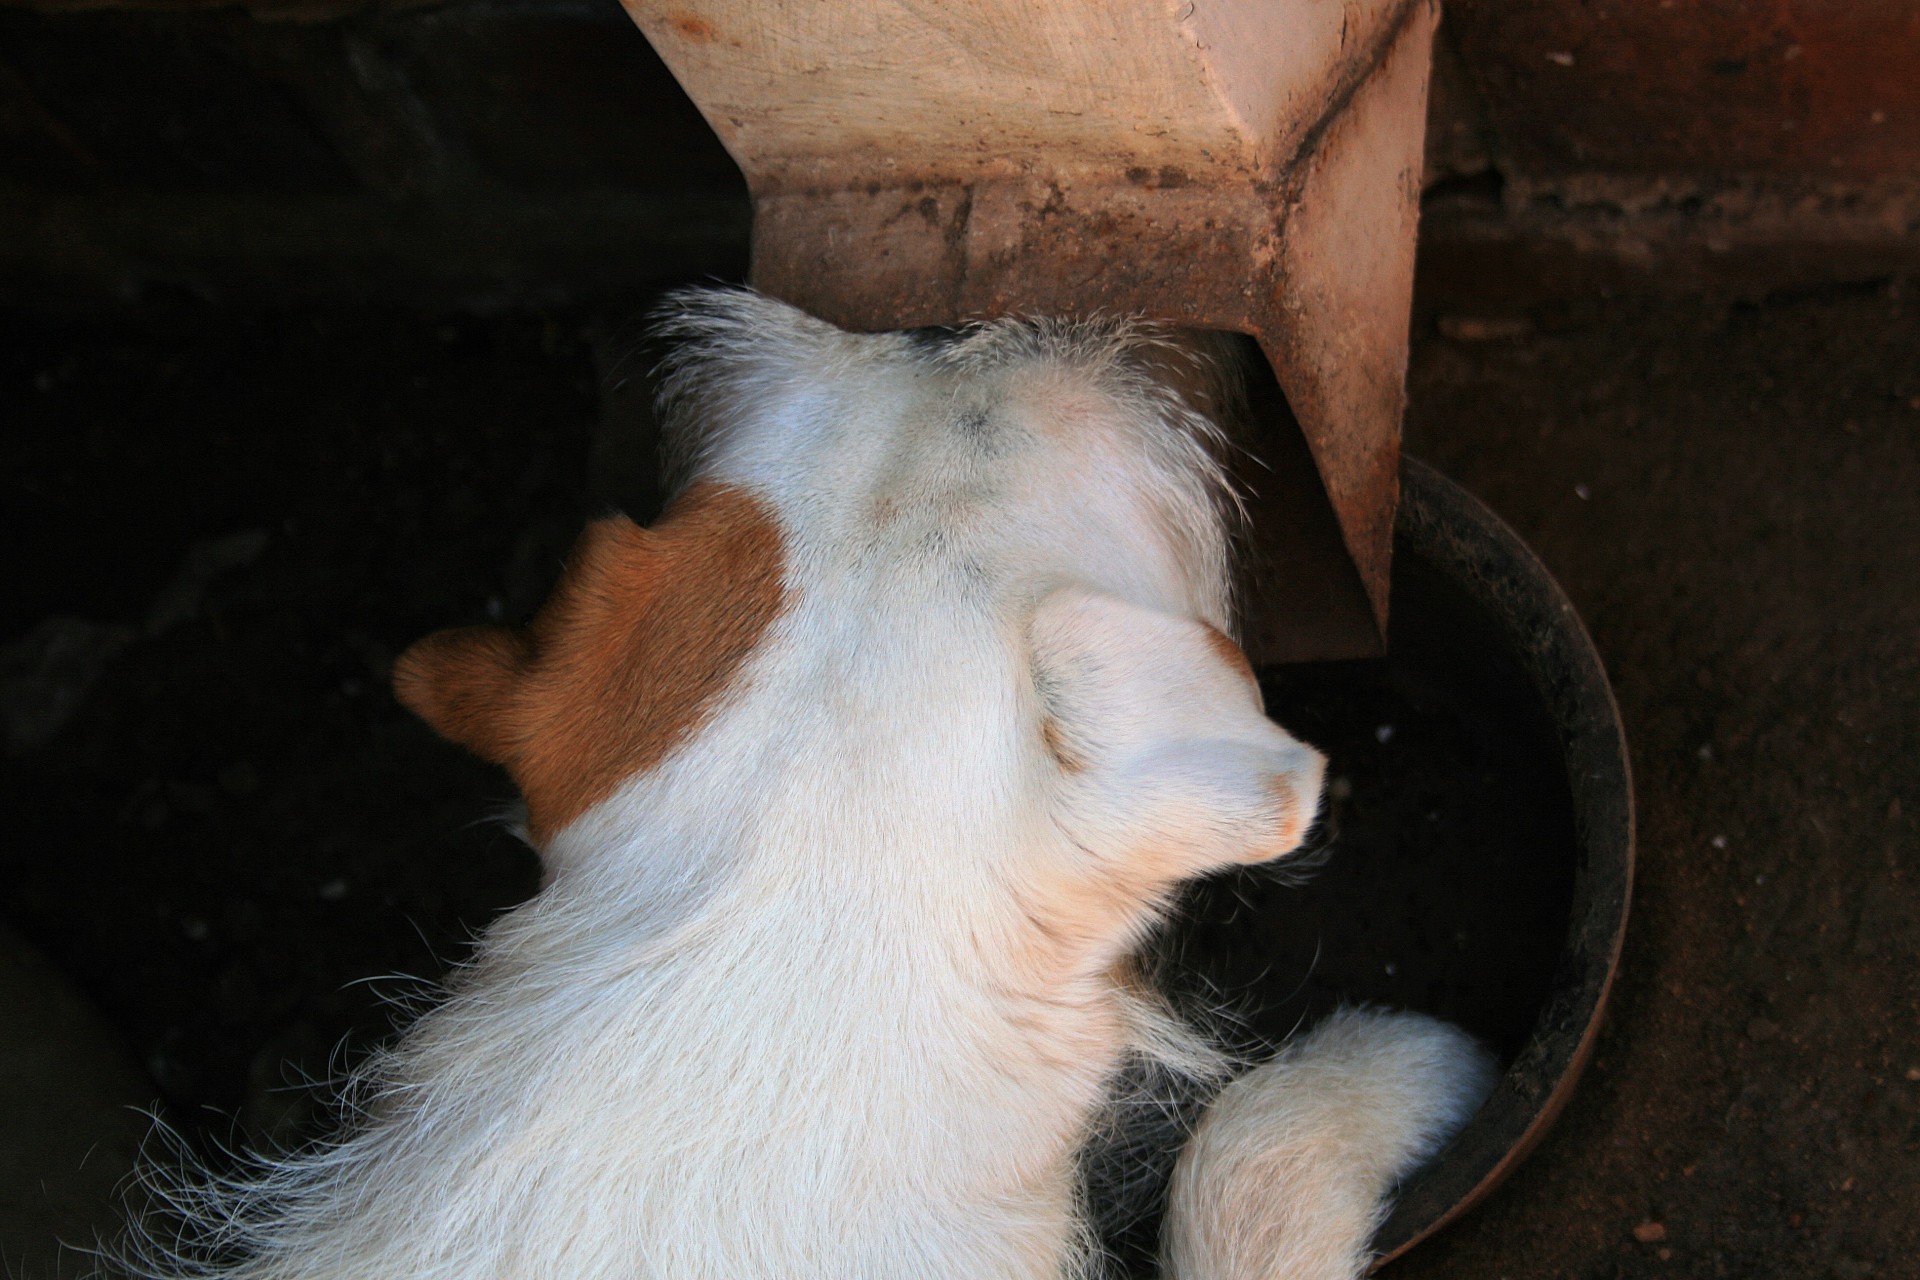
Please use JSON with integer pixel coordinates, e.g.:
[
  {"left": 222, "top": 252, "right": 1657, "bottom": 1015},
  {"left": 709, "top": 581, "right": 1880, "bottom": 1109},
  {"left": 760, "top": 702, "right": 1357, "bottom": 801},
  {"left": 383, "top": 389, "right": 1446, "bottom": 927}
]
[{"left": 0, "top": 926, "right": 156, "bottom": 1280}]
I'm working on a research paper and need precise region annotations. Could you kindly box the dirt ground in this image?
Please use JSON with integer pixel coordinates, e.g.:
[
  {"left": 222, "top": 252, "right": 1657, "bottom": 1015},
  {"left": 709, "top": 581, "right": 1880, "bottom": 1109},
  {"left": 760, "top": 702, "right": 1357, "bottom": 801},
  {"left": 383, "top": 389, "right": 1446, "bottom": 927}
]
[
  {"left": 1, "top": 276, "right": 1915, "bottom": 1278},
  {"left": 1393, "top": 281, "right": 1920, "bottom": 1279}
]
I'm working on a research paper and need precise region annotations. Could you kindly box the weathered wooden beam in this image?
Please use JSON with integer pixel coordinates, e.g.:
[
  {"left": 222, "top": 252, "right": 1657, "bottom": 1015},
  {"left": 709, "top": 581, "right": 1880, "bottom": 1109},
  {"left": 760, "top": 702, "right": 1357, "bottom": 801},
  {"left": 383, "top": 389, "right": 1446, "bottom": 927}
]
[{"left": 624, "top": 0, "right": 1440, "bottom": 663}]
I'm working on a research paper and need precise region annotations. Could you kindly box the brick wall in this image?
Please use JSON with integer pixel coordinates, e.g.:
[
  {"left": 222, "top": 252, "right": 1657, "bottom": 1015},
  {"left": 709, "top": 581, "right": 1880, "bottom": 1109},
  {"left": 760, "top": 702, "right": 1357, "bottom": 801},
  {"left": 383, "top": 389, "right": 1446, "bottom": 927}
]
[
  {"left": 2, "top": 0, "right": 1914, "bottom": 306},
  {"left": 1421, "top": 0, "right": 1920, "bottom": 301}
]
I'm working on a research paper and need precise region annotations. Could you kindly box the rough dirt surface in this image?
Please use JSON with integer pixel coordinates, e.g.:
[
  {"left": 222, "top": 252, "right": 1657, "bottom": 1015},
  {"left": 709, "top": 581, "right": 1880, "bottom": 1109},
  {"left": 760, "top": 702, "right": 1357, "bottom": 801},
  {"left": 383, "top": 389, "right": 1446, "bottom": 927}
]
[
  {"left": 2, "top": 279, "right": 1916, "bottom": 1277},
  {"left": 1393, "top": 281, "right": 1920, "bottom": 1280}
]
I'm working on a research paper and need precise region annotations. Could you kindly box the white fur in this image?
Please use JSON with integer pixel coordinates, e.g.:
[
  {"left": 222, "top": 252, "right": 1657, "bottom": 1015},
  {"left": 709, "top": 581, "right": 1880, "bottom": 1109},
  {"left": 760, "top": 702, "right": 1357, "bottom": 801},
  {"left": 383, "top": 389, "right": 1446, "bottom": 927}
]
[
  {"left": 1165, "top": 1009, "right": 1500, "bottom": 1280},
  {"left": 123, "top": 290, "right": 1493, "bottom": 1279}
]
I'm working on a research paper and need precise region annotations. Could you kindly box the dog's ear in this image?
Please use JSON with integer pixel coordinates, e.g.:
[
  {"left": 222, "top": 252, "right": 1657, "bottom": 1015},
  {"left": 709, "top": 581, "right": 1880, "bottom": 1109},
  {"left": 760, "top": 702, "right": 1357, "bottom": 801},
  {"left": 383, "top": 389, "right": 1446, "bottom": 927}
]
[
  {"left": 391, "top": 515, "right": 658, "bottom": 770},
  {"left": 1028, "top": 587, "right": 1324, "bottom": 880},
  {"left": 394, "top": 487, "right": 788, "bottom": 845},
  {"left": 393, "top": 624, "right": 530, "bottom": 768}
]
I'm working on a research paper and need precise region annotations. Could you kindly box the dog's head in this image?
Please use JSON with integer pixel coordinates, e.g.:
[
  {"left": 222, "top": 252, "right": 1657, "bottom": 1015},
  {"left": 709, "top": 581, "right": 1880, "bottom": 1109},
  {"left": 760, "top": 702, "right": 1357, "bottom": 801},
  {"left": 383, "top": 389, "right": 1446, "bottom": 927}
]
[{"left": 394, "top": 290, "right": 1322, "bottom": 927}]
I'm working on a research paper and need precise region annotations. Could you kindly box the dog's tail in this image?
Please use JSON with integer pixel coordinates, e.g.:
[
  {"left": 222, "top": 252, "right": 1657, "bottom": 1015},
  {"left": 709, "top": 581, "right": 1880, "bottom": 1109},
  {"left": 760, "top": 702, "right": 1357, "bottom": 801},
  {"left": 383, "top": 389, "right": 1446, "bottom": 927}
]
[{"left": 1161, "top": 1007, "right": 1497, "bottom": 1280}]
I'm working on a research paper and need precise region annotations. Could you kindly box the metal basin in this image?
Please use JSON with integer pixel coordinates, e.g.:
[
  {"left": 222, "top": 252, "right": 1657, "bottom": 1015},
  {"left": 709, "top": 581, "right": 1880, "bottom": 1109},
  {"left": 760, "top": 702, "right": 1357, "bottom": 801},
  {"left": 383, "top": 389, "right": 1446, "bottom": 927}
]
[{"left": 1145, "top": 455, "right": 1633, "bottom": 1267}]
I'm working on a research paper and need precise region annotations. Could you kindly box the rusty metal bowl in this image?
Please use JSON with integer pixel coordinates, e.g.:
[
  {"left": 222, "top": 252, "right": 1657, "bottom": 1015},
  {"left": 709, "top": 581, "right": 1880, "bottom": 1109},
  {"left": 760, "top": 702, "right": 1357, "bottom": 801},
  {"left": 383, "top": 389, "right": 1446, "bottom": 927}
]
[
  {"left": 1365, "top": 456, "right": 1634, "bottom": 1261},
  {"left": 1139, "top": 455, "right": 1633, "bottom": 1269}
]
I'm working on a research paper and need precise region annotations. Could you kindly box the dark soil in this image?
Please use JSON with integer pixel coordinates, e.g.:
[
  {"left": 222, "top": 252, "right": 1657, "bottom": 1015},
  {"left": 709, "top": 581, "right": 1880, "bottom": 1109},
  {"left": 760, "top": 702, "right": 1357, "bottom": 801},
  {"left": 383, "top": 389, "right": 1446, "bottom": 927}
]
[
  {"left": 1392, "top": 280, "right": 1920, "bottom": 1280},
  {"left": 0, "top": 306, "right": 576, "bottom": 1146},
  {"left": 1168, "top": 550, "right": 1579, "bottom": 1070},
  {"left": 1094, "top": 529, "right": 1589, "bottom": 1278},
  {"left": 2, "top": 277, "right": 1916, "bottom": 1278}
]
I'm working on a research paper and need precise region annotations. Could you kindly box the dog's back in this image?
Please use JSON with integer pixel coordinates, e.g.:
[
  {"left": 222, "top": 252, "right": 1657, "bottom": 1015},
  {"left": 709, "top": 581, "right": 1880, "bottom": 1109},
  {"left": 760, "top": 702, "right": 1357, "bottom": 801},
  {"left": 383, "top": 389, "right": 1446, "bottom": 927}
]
[{"left": 124, "top": 291, "right": 1492, "bottom": 1280}]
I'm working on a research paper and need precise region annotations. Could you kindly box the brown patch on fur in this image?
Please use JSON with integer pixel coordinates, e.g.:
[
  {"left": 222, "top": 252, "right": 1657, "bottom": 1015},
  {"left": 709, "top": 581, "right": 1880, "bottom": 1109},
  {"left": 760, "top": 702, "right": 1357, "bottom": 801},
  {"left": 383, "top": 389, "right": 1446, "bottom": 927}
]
[
  {"left": 393, "top": 481, "right": 787, "bottom": 843},
  {"left": 1103, "top": 954, "right": 1160, "bottom": 1008},
  {"left": 992, "top": 893, "right": 1133, "bottom": 1069},
  {"left": 1202, "top": 623, "right": 1258, "bottom": 691},
  {"left": 1040, "top": 715, "right": 1086, "bottom": 774},
  {"left": 1263, "top": 773, "right": 1304, "bottom": 858},
  {"left": 666, "top": 11, "right": 717, "bottom": 42}
]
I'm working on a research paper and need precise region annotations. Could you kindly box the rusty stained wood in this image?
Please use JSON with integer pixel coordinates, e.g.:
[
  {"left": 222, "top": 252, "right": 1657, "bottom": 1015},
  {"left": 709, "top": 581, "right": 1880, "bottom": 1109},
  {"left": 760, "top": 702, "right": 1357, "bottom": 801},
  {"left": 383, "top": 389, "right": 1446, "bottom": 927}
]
[{"left": 623, "top": 0, "right": 1438, "bottom": 664}]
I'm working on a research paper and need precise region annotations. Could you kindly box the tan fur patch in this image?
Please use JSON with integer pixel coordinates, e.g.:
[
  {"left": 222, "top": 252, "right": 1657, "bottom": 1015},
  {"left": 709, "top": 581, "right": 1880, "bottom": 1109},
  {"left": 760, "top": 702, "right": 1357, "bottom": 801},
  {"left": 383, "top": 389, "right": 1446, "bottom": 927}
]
[
  {"left": 1039, "top": 715, "right": 1086, "bottom": 774},
  {"left": 393, "top": 482, "right": 787, "bottom": 844},
  {"left": 1263, "top": 773, "right": 1304, "bottom": 858},
  {"left": 1202, "top": 623, "right": 1258, "bottom": 691}
]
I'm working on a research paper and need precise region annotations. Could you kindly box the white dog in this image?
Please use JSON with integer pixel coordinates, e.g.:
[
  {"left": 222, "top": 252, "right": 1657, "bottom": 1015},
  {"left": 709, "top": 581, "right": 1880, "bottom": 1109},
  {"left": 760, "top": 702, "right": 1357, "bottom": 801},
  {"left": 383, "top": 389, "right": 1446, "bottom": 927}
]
[{"left": 127, "top": 290, "right": 1494, "bottom": 1280}]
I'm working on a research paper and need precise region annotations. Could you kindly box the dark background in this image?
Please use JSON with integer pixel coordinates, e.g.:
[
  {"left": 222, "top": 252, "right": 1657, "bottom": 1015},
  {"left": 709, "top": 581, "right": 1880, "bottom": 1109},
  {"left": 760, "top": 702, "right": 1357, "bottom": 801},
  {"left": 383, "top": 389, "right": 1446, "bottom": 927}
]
[{"left": 2, "top": 2, "right": 1916, "bottom": 1277}]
